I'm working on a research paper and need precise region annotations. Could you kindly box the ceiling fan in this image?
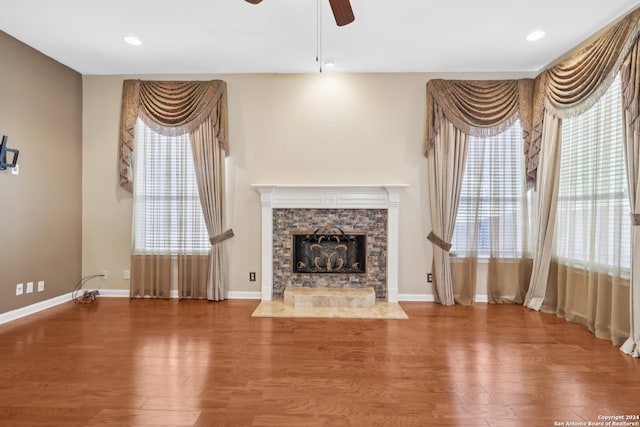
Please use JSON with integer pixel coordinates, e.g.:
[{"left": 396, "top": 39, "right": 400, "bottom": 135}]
[{"left": 244, "top": 0, "right": 355, "bottom": 26}]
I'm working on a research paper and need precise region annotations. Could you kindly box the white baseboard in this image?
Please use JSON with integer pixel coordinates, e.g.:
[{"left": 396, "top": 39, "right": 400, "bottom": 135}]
[
  {"left": 99, "top": 289, "right": 261, "bottom": 300},
  {"left": 227, "top": 291, "right": 261, "bottom": 299},
  {"left": 398, "top": 294, "right": 489, "bottom": 303},
  {"left": 398, "top": 293, "right": 436, "bottom": 302},
  {"left": 0, "top": 292, "right": 73, "bottom": 326},
  {"left": 97, "top": 289, "right": 130, "bottom": 298},
  {"left": 475, "top": 294, "right": 489, "bottom": 303},
  {"left": 98, "top": 289, "right": 183, "bottom": 299}
]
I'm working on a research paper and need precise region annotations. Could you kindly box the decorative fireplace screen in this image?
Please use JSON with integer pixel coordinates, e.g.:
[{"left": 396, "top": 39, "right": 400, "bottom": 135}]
[{"left": 292, "top": 225, "right": 366, "bottom": 274}]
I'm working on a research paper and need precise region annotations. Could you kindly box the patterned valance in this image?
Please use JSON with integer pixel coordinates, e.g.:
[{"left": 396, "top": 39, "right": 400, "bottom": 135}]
[
  {"left": 424, "top": 78, "right": 535, "bottom": 184},
  {"left": 119, "top": 80, "right": 228, "bottom": 192},
  {"left": 542, "top": 8, "right": 640, "bottom": 118}
]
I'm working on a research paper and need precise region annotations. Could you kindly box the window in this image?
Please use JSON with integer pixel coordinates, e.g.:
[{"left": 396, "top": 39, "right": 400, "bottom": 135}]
[
  {"left": 132, "top": 119, "right": 209, "bottom": 254},
  {"left": 450, "top": 120, "right": 527, "bottom": 257},
  {"left": 555, "top": 74, "right": 631, "bottom": 272}
]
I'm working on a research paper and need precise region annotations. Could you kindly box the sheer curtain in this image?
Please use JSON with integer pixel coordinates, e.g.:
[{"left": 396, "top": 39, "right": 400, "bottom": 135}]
[
  {"left": 547, "top": 75, "right": 631, "bottom": 344},
  {"left": 450, "top": 120, "right": 531, "bottom": 304}
]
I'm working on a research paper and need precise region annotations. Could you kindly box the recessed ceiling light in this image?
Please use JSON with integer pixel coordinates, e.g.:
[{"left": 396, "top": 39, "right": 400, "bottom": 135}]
[
  {"left": 124, "top": 36, "right": 142, "bottom": 46},
  {"left": 323, "top": 58, "right": 337, "bottom": 68},
  {"left": 526, "top": 30, "right": 545, "bottom": 42}
]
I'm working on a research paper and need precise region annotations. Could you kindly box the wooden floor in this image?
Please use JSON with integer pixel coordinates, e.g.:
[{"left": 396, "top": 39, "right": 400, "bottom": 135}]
[{"left": 0, "top": 299, "right": 638, "bottom": 427}]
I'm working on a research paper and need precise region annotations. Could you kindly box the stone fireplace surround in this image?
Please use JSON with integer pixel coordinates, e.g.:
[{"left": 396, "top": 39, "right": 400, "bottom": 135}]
[{"left": 253, "top": 185, "right": 407, "bottom": 303}]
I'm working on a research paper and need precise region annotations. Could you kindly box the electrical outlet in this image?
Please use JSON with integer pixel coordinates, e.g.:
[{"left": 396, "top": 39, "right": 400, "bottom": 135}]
[
  {"left": 11, "top": 164, "right": 19, "bottom": 175},
  {"left": 16, "top": 283, "right": 24, "bottom": 295},
  {"left": 26, "top": 282, "right": 34, "bottom": 293},
  {"left": 37, "top": 280, "right": 45, "bottom": 292},
  {"left": 124, "top": 270, "right": 130, "bottom": 280},
  {"left": 427, "top": 273, "right": 433, "bottom": 283},
  {"left": 101, "top": 270, "right": 107, "bottom": 280},
  {"left": 249, "top": 272, "right": 256, "bottom": 282}
]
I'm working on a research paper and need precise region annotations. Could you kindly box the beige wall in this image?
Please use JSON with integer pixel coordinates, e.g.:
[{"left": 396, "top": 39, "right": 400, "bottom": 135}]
[
  {"left": 82, "top": 72, "right": 529, "bottom": 298},
  {"left": 0, "top": 32, "right": 82, "bottom": 315}
]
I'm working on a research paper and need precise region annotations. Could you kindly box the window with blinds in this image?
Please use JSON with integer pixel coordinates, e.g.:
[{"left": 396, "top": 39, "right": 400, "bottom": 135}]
[
  {"left": 450, "top": 120, "right": 527, "bottom": 258},
  {"left": 555, "top": 74, "right": 631, "bottom": 272},
  {"left": 132, "top": 119, "right": 210, "bottom": 254}
]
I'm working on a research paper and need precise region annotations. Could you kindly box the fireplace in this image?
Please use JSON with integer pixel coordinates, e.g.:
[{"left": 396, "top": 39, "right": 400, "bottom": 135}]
[
  {"left": 293, "top": 226, "right": 366, "bottom": 274},
  {"left": 273, "top": 208, "right": 385, "bottom": 298},
  {"left": 253, "top": 184, "right": 407, "bottom": 302}
]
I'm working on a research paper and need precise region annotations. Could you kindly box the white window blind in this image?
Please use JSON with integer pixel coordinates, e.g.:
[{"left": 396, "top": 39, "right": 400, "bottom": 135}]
[
  {"left": 451, "top": 120, "right": 527, "bottom": 258},
  {"left": 555, "top": 74, "right": 631, "bottom": 272},
  {"left": 132, "top": 119, "right": 209, "bottom": 254}
]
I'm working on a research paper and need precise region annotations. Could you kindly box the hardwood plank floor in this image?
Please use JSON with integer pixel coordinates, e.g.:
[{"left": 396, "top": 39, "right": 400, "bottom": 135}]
[{"left": 0, "top": 299, "right": 638, "bottom": 426}]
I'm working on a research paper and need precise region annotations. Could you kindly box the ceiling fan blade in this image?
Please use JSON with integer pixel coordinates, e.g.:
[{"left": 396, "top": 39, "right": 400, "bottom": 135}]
[
  {"left": 328, "top": 0, "right": 355, "bottom": 26},
  {"left": 244, "top": 0, "right": 263, "bottom": 4}
]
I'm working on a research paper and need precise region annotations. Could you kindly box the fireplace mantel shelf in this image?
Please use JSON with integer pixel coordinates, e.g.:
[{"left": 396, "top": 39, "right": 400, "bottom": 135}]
[
  {"left": 253, "top": 184, "right": 408, "bottom": 210},
  {"left": 253, "top": 184, "right": 409, "bottom": 303}
]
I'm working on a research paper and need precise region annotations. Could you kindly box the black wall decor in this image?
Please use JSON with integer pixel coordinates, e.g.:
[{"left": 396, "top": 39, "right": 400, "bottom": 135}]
[{"left": 0, "top": 135, "right": 19, "bottom": 170}]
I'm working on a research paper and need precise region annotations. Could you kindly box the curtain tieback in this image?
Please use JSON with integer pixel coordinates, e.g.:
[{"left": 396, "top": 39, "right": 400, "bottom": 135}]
[
  {"left": 632, "top": 213, "right": 640, "bottom": 226},
  {"left": 210, "top": 229, "right": 235, "bottom": 245},
  {"left": 427, "top": 231, "right": 452, "bottom": 252}
]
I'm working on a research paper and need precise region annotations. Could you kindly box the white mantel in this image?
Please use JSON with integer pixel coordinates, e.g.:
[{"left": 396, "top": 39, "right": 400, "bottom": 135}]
[{"left": 253, "top": 184, "right": 408, "bottom": 303}]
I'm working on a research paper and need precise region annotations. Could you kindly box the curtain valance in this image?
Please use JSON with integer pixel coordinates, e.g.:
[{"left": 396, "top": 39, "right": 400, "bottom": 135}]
[
  {"left": 522, "top": 8, "right": 640, "bottom": 188},
  {"left": 119, "top": 80, "right": 229, "bottom": 192},
  {"left": 542, "top": 8, "right": 640, "bottom": 119},
  {"left": 424, "top": 78, "right": 535, "bottom": 182}
]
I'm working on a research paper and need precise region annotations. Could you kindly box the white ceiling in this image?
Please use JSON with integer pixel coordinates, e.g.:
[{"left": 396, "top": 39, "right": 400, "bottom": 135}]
[{"left": 0, "top": 0, "right": 639, "bottom": 75}]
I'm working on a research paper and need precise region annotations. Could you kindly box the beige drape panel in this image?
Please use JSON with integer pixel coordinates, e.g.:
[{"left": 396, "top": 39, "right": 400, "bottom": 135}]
[
  {"left": 190, "top": 117, "right": 232, "bottom": 301},
  {"left": 524, "top": 112, "right": 563, "bottom": 310},
  {"left": 130, "top": 255, "right": 172, "bottom": 298},
  {"left": 121, "top": 80, "right": 232, "bottom": 301},
  {"left": 620, "top": 43, "right": 640, "bottom": 357},
  {"left": 427, "top": 115, "right": 468, "bottom": 306}
]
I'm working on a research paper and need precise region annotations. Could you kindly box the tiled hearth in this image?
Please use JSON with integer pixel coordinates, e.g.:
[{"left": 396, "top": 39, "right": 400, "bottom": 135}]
[{"left": 253, "top": 185, "right": 407, "bottom": 303}]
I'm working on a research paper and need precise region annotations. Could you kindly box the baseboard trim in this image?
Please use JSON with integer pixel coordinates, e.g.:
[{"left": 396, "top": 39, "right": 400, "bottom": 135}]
[
  {"left": 0, "top": 292, "right": 73, "bottom": 326},
  {"left": 97, "top": 289, "right": 130, "bottom": 298},
  {"left": 398, "top": 294, "right": 489, "bottom": 303},
  {"left": 227, "top": 291, "right": 261, "bottom": 299},
  {"left": 475, "top": 294, "right": 489, "bottom": 303},
  {"left": 99, "top": 289, "right": 261, "bottom": 300},
  {"left": 398, "top": 294, "right": 436, "bottom": 302}
]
